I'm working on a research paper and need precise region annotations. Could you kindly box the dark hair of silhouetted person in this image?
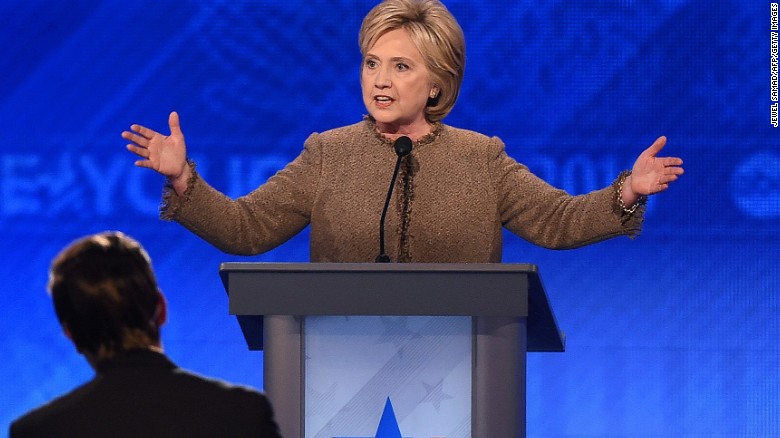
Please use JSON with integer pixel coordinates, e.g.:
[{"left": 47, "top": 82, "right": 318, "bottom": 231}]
[{"left": 48, "top": 232, "right": 162, "bottom": 360}]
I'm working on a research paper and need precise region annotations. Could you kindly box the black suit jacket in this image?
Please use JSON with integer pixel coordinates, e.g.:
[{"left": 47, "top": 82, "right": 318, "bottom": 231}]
[{"left": 9, "top": 349, "right": 281, "bottom": 438}]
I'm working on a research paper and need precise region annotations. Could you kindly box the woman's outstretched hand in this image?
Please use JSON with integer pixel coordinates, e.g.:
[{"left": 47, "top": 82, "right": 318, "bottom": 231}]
[
  {"left": 622, "top": 136, "right": 684, "bottom": 206},
  {"left": 122, "top": 111, "right": 190, "bottom": 194}
]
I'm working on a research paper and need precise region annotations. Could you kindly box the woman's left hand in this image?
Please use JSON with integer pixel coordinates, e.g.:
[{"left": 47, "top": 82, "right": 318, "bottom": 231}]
[{"left": 630, "top": 136, "right": 684, "bottom": 196}]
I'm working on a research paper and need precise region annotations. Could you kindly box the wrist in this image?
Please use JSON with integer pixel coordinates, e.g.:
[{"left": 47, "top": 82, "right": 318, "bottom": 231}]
[
  {"left": 617, "top": 171, "right": 646, "bottom": 214},
  {"left": 622, "top": 175, "right": 636, "bottom": 200},
  {"left": 170, "top": 160, "right": 192, "bottom": 195}
]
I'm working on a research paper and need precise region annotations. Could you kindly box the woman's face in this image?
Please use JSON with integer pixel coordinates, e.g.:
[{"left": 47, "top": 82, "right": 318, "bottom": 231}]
[{"left": 361, "top": 28, "right": 436, "bottom": 137}]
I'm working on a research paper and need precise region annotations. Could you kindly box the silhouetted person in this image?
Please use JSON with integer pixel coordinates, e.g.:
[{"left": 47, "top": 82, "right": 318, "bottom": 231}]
[{"left": 10, "top": 231, "right": 281, "bottom": 438}]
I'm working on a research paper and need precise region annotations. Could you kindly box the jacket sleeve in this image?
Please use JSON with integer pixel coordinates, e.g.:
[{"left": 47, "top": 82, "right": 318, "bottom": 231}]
[
  {"left": 488, "top": 136, "right": 644, "bottom": 249},
  {"left": 160, "top": 133, "right": 323, "bottom": 255}
]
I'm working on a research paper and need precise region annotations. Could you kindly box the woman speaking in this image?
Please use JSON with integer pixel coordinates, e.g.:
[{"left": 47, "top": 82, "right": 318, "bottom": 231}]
[{"left": 121, "top": 0, "right": 684, "bottom": 263}]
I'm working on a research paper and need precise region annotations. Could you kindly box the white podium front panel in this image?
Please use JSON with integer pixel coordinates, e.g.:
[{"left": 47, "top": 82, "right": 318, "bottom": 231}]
[{"left": 304, "top": 316, "right": 472, "bottom": 438}]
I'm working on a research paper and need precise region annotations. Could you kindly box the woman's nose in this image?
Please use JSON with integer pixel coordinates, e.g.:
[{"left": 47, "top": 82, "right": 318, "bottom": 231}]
[{"left": 374, "top": 67, "right": 391, "bottom": 88}]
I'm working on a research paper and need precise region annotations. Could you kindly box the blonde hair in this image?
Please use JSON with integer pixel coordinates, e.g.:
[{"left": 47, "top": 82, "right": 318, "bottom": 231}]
[{"left": 359, "top": 0, "right": 465, "bottom": 123}]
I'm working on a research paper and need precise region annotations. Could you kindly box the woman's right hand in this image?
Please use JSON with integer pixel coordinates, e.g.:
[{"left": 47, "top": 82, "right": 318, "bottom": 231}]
[{"left": 122, "top": 111, "right": 190, "bottom": 193}]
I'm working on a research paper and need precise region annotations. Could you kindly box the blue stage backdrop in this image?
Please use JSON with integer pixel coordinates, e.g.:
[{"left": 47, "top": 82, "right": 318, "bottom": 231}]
[{"left": 1, "top": 1, "right": 777, "bottom": 436}]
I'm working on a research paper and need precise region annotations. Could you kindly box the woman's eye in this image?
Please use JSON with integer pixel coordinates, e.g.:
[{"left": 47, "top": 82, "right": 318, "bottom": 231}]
[
  {"left": 365, "top": 59, "right": 378, "bottom": 69},
  {"left": 396, "top": 63, "right": 409, "bottom": 71}
]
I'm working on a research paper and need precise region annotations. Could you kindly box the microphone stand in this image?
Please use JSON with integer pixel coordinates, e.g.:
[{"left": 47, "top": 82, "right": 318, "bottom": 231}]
[{"left": 376, "top": 136, "right": 413, "bottom": 263}]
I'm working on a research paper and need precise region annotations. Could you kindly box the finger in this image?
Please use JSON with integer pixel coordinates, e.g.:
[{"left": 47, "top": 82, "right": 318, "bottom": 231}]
[
  {"left": 169, "top": 111, "right": 182, "bottom": 137},
  {"left": 130, "top": 124, "right": 156, "bottom": 140},
  {"left": 660, "top": 157, "right": 684, "bottom": 167},
  {"left": 660, "top": 174, "right": 679, "bottom": 184},
  {"left": 126, "top": 144, "right": 150, "bottom": 158},
  {"left": 122, "top": 132, "right": 149, "bottom": 147},
  {"left": 665, "top": 166, "right": 685, "bottom": 176},
  {"left": 134, "top": 159, "right": 154, "bottom": 169},
  {"left": 644, "top": 136, "right": 667, "bottom": 157}
]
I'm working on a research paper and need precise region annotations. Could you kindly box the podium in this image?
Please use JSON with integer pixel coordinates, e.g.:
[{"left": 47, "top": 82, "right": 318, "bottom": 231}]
[{"left": 220, "top": 263, "right": 564, "bottom": 438}]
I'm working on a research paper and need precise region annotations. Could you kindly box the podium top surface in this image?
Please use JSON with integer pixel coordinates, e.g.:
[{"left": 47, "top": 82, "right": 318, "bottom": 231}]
[
  {"left": 220, "top": 262, "right": 564, "bottom": 352},
  {"left": 221, "top": 262, "right": 539, "bottom": 274}
]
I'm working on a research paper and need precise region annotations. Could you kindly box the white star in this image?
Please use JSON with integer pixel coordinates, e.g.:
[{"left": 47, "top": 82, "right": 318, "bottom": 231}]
[{"left": 421, "top": 378, "right": 454, "bottom": 412}]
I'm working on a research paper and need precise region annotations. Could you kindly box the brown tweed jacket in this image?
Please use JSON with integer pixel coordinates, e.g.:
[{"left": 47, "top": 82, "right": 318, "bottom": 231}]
[{"left": 162, "top": 120, "right": 643, "bottom": 262}]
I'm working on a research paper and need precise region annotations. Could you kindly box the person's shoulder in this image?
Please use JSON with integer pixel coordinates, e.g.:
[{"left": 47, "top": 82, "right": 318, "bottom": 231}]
[
  {"left": 440, "top": 124, "right": 504, "bottom": 152},
  {"left": 302, "top": 120, "right": 374, "bottom": 156},
  {"left": 308, "top": 120, "right": 370, "bottom": 143},
  {"left": 320, "top": 120, "right": 367, "bottom": 136},
  {"left": 169, "top": 368, "right": 276, "bottom": 430},
  {"left": 10, "top": 382, "right": 94, "bottom": 436},
  {"left": 171, "top": 368, "right": 268, "bottom": 404},
  {"left": 443, "top": 124, "right": 503, "bottom": 143},
  {"left": 443, "top": 124, "right": 489, "bottom": 138}
]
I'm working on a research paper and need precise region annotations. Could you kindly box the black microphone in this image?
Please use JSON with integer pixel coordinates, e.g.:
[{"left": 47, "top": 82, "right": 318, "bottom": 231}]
[{"left": 376, "top": 136, "right": 413, "bottom": 263}]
